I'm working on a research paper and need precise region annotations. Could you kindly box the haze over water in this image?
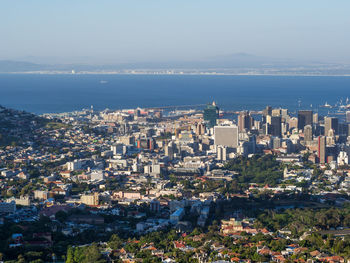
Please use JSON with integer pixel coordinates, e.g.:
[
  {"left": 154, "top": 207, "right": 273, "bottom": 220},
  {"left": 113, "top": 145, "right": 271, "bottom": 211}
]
[{"left": 0, "top": 74, "right": 349, "bottom": 115}]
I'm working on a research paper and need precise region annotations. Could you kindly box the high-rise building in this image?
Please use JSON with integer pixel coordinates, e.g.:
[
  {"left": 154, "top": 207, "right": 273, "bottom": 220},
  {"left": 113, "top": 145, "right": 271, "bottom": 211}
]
[
  {"left": 271, "top": 137, "right": 281, "bottom": 149},
  {"left": 304, "top": 125, "right": 313, "bottom": 142},
  {"left": 288, "top": 117, "right": 298, "bottom": 130},
  {"left": 270, "top": 116, "right": 282, "bottom": 137},
  {"left": 339, "top": 123, "right": 348, "bottom": 136},
  {"left": 262, "top": 106, "right": 272, "bottom": 117},
  {"left": 298, "top": 110, "right": 313, "bottom": 130},
  {"left": 214, "top": 126, "right": 239, "bottom": 148},
  {"left": 217, "top": 146, "right": 227, "bottom": 161},
  {"left": 262, "top": 106, "right": 272, "bottom": 124},
  {"left": 238, "top": 111, "right": 252, "bottom": 132},
  {"left": 313, "top": 113, "right": 319, "bottom": 124},
  {"left": 318, "top": 136, "right": 326, "bottom": 164},
  {"left": 281, "top": 109, "right": 289, "bottom": 118},
  {"left": 203, "top": 102, "right": 219, "bottom": 128},
  {"left": 196, "top": 123, "right": 205, "bottom": 135},
  {"left": 324, "top": 117, "right": 339, "bottom": 136},
  {"left": 165, "top": 143, "right": 174, "bottom": 160},
  {"left": 272, "top": 109, "right": 281, "bottom": 117},
  {"left": 346, "top": 111, "right": 350, "bottom": 123}
]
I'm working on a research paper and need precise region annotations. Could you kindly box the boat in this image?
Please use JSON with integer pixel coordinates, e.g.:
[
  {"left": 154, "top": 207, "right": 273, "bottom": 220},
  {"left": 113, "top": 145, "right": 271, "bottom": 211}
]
[
  {"left": 320, "top": 102, "right": 332, "bottom": 108},
  {"left": 100, "top": 80, "right": 108, "bottom": 84}
]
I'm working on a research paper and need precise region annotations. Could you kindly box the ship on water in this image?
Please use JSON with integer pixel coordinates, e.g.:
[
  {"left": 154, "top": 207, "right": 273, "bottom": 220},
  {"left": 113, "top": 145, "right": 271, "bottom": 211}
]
[{"left": 320, "top": 102, "right": 332, "bottom": 108}]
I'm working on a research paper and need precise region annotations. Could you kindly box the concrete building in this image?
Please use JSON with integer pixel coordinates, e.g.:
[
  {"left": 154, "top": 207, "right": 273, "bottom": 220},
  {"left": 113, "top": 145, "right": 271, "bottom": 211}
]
[
  {"left": 238, "top": 111, "right": 253, "bottom": 132},
  {"left": 6, "top": 196, "right": 31, "bottom": 206},
  {"left": 304, "top": 125, "right": 313, "bottom": 143},
  {"left": 298, "top": 110, "right": 313, "bottom": 130},
  {"left": 150, "top": 199, "right": 160, "bottom": 212},
  {"left": 111, "top": 143, "right": 126, "bottom": 155},
  {"left": 325, "top": 117, "right": 339, "bottom": 136},
  {"left": 270, "top": 116, "right": 282, "bottom": 137},
  {"left": 337, "top": 151, "right": 349, "bottom": 165},
  {"left": 67, "top": 160, "right": 83, "bottom": 171},
  {"left": 346, "top": 111, "right": 350, "bottom": 123},
  {"left": 170, "top": 208, "right": 185, "bottom": 223},
  {"left": 214, "top": 125, "right": 238, "bottom": 148},
  {"left": 318, "top": 136, "right": 327, "bottom": 164},
  {"left": 80, "top": 192, "right": 99, "bottom": 206},
  {"left": 34, "top": 190, "right": 49, "bottom": 200},
  {"left": 217, "top": 146, "right": 227, "bottom": 161}
]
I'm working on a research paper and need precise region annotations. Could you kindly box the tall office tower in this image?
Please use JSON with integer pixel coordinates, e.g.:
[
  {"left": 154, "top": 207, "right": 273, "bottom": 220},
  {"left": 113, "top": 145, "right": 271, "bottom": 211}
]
[
  {"left": 203, "top": 102, "right": 219, "bottom": 128},
  {"left": 281, "top": 109, "right": 289, "bottom": 118},
  {"left": 254, "top": 120, "right": 261, "bottom": 130},
  {"left": 196, "top": 123, "right": 205, "bottom": 135},
  {"left": 298, "top": 110, "right": 313, "bottom": 130},
  {"left": 324, "top": 117, "right": 339, "bottom": 136},
  {"left": 304, "top": 125, "right": 313, "bottom": 142},
  {"left": 238, "top": 111, "right": 252, "bottom": 132},
  {"left": 263, "top": 106, "right": 272, "bottom": 117},
  {"left": 262, "top": 106, "right": 272, "bottom": 124},
  {"left": 270, "top": 116, "right": 282, "bottom": 137},
  {"left": 346, "top": 111, "right": 350, "bottom": 123},
  {"left": 266, "top": 115, "right": 272, "bottom": 125},
  {"left": 271, "top": 137, "right": 281, "bottom": 149},
  {"left": 339, "top": 123, "right": 348, "bottom": 136},
  {"left": 281, "top": 123, "right": 289, "bottom": 135},
  {"left": 288, "top": 117, "right": 298, "bottom": 129},
  {"left": 165, "top": 143, "right": 174, "bottom": 160},
  {"left": 134, "top": 108, "right": 141, "bottom": 117},
  {"left": 318, "top": 136, "right": 326, "bottom": 164},
  {"left": 272, "top": 109, "right": 281, "bottom": 117},
  {"left": 313, "top": 113, "right": 319, "bottom": 124},
  {"left": 217, "top": 146, "right": 227, "bottom": 161},
  {"left": 214, "top": 126, "right": 239, "bottom": 148}
]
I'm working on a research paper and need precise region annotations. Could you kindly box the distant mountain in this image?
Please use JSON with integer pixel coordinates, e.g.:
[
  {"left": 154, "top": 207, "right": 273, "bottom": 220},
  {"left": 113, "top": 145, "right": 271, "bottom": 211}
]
[
  {"left": 0, "top": 54, "right": 349, "bottom": 73},
  {"left": 0, "top": 60, "right": 45, "bottom": 72}
]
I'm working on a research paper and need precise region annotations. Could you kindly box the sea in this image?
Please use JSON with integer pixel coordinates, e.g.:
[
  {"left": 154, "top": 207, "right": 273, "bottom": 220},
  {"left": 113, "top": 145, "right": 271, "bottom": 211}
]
[{"left": 0, "top": 74, "right": 349, "bottom": 117}]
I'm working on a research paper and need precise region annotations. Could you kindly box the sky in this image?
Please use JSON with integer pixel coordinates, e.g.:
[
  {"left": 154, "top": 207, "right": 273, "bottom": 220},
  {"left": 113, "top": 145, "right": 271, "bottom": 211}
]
[{"left": 1, "top": 0, "right": 350, "bottom": 64}]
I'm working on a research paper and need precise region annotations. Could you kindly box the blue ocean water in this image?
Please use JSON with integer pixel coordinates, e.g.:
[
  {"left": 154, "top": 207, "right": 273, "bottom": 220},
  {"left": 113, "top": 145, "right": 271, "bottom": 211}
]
[{"left": 0, "top": 74, "right": 349, "bottom": 115}]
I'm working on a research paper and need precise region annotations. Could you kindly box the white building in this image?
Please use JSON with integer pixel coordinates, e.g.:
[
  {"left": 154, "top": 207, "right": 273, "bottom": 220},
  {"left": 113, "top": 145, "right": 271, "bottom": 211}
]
[
  {"left": 90, "top": 170, "right": 105, "bottom": 181},
  {"left": 337, "top": 151, "right": 349, "bottom": 165},
  {"left": 67, "top": 160, "right": 83, "bottom": 171}
]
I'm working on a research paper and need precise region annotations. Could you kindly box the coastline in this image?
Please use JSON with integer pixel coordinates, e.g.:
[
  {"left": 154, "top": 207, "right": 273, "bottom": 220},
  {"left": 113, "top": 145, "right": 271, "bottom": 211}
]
[{"left": 1, "top": 71, "right": 350, "bottom": 77}]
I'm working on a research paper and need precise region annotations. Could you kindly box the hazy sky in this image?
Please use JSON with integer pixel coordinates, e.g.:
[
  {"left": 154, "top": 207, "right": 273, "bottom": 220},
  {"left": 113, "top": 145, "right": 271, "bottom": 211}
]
[{"left": 1, "top": 0, "right": 350, "bottom": 64}]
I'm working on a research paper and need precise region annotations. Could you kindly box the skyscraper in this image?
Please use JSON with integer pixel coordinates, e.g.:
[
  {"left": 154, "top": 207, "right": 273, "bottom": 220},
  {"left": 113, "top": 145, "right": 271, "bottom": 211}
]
[
  {"left": 238, "top": 111, "right": 253, "bottom": 132},
  {"left": 318, "top": 136, "right": 326, "bottom": 164},
  {"left": 214, "top": 126, "right": 239, "bottom": 148},
  {"left": 298, "top": 110, "right": 313, "bottom": 130},
  {"left": 262, "top": 106, "right": 272, "bottom": 124},
  {"left": 304, "top": 125, "right": 313, "bottom": 142},
  {"left": 196, "top": 123, "right": 205, "bottom": 135},
  {"left": 263, "top": 106, "right": 272, "bottom": 117},
  {"left": 346, "top": 111, "right": 350, "bottom": 123},
  {"left": 203, "top": 102, "right": 219, "bottom": 128},
  {"left": 324, "top": 117, "right": 339, "bottom": 136},
  {"left": 270, "top": 116, "right": 282, "bottom": 137}
]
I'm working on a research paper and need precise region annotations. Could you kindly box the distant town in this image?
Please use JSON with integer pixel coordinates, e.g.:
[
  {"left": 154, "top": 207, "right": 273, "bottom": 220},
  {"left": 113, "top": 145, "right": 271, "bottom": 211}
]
[{"left": 0, "top": 102, "right": 350, "bottom": 263}]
